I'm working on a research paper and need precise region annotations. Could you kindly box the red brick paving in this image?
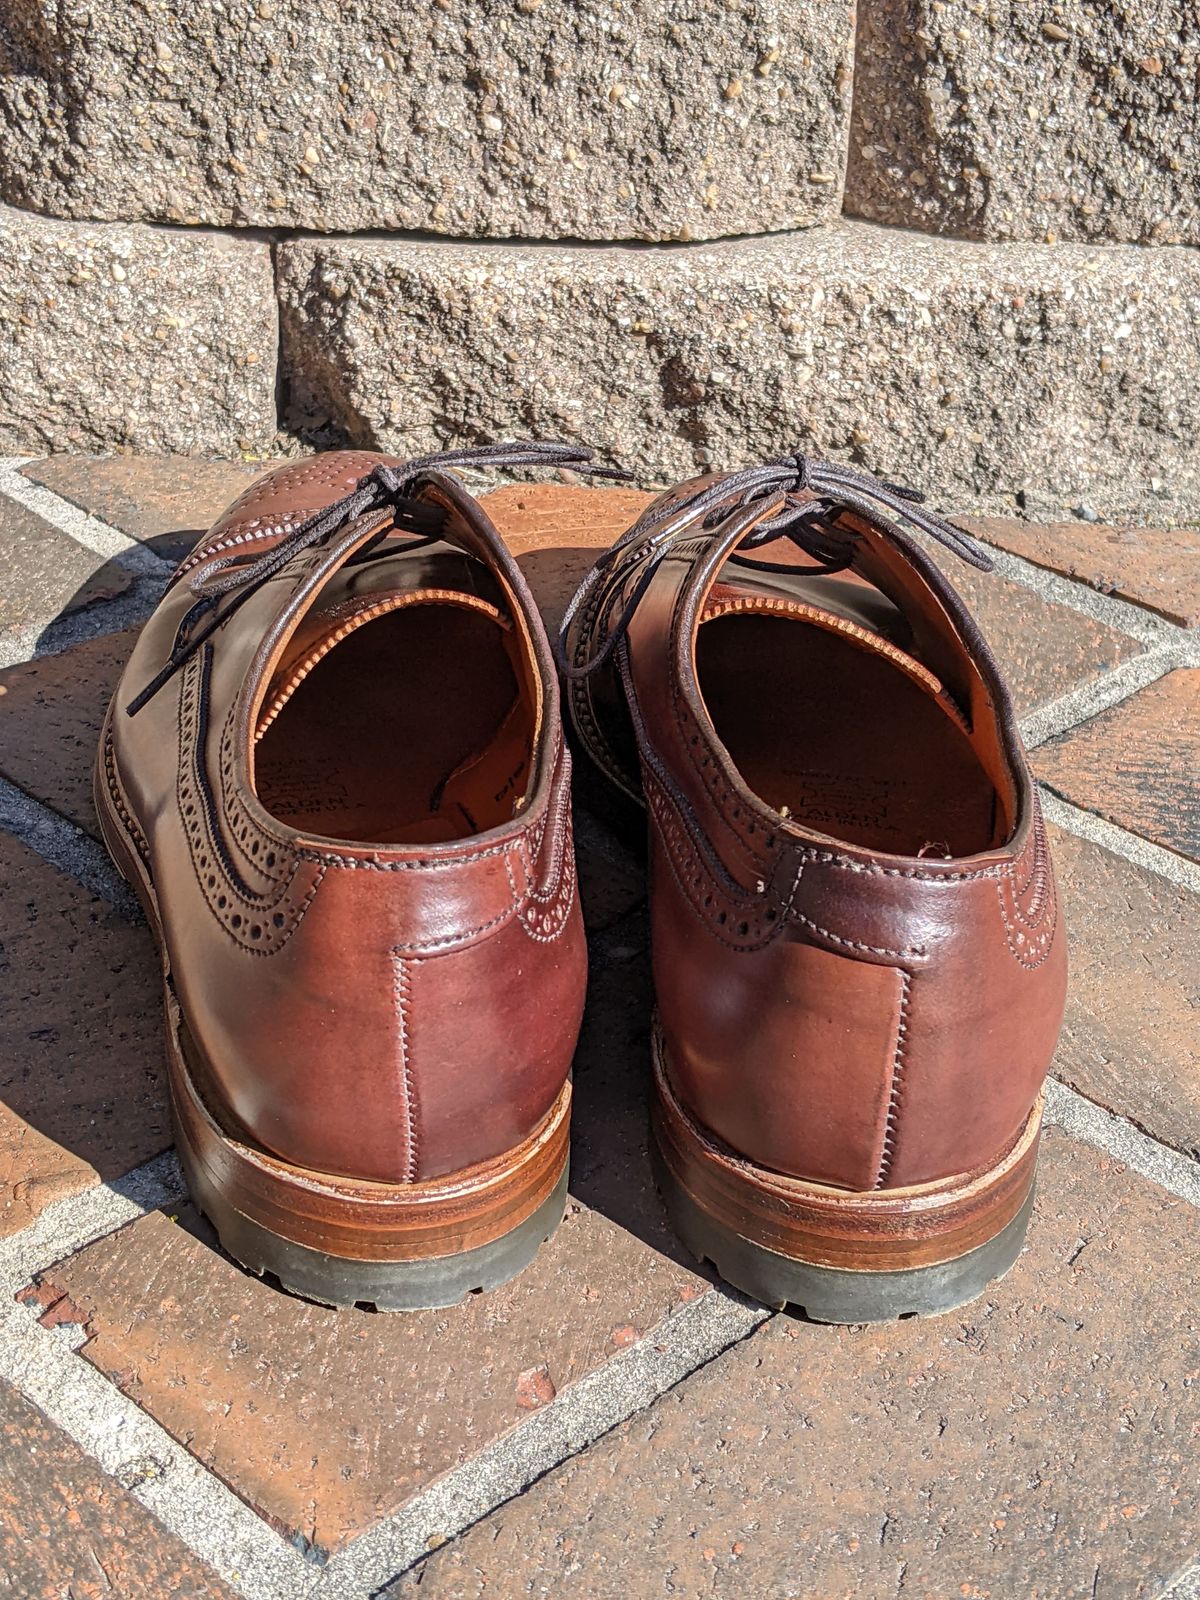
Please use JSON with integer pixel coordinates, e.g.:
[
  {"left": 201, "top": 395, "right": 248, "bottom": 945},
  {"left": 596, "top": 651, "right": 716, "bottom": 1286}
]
[
  {"left": 1050, "top": 821, "right": 1200, "bottom": 1158},
  {"left": 21, "top": 454, "right": 269, "bottom": 567},
  {"left": 485, "top": 485, "right": 1143, "bottom": 715},
  {"left": 950, "top": 562, "right": 1139, "bottom": 714},
  {"left": 0, "top": 831, "right": 167, "bottom": 1236},
  {"left": 1037, "top": 669, "right": 1200, "bottom": 863},
  {"left": 1, "top": 458, "right": 1197, "bottom": 1595},
  {"left": 32, "top": 1197, "right": 711, "bottom": 1558},
  {"left": 0, "top": 493, "right": 131, "bottom": 636},
  {"left": 0, "top": 1377, "right": 238, "bottom": 1599},
  {"left": 968, "top": 512, "right": 1200, "bottom": 628},
  {"left": 0, "top": 489, "right": 1142, "bottom": 857},
  {"left": 0, "top": 628, "right": 136, "bottom": 836},
  {"left": 396, "top": 1132, "right": 1200, "bottom": 1600}
]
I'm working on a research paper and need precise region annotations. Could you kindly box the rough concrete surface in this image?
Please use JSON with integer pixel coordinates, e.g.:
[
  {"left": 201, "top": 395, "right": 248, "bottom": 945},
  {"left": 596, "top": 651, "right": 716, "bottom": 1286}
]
[
  {"left": 278, "top": 222, "right": 1200, "bottom": 522},
  {"left": 0, "top": 0, "right": 853, "bottom": 241},
  {"left": 846, "top": 0, "right": 1199, "bottom": 244},
  {"left": 0, "top": 203, "right": 277, "bottom": 455}
]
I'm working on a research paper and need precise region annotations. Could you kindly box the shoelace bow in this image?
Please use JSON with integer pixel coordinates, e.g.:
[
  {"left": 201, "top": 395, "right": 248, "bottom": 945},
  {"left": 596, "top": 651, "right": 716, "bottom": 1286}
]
[
  {"left": 554, "top": 452, "right": 993, "bottom": 681},
  {"left": 127, "top": 440, "right": 631, "bottom": 715}
]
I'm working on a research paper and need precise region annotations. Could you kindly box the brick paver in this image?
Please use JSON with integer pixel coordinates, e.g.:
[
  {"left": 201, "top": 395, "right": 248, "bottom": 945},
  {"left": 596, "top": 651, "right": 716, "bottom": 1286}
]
[
  {"left": 29, "top": 1195, "right": 711, "bottom": 1559},
  {"left": 0, "top": 455, "right": 1197, "bottom": 1597},
  {"left": 949, "top": 564, "right": 1139, "bottom": 716},
  {"left": 484, "top": 485, "right": 1142, "bottom": 715},
  {"left": 1051, "top": 822, "right": 1200, "bottom": 1159},
  {"left": 0, "top": 831, "right": 167, "bottom": 1236},
  {"left": 22, "top": 454, "right": 268, "bottom": 566},
  {"left": 0, "top": 628, "right": 136, "bottom": 836},
  {"left": 0, "top": 488, "right": 1142, "bottom": 858},
  {"left": 0, "top": 493, "right": 130, "bottom": 636},
  {"left": 1038, "top": 670, "right": 1200, "bottom": 863},
  {"left": 396, "top": 1131, "right": 1200, "bottom": 1600},
  {"left": 968, "top": 513, "right": 1200, "bottom": 628},
  {"left": 0, "top": 1377, "right": 238, "bottom": 1599}
]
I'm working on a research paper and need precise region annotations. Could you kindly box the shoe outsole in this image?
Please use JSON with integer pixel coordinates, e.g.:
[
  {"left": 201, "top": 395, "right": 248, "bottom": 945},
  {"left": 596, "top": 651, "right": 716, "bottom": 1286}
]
[{"left": 652, "top": 1141, "right": 1034, "bottom": 1323}]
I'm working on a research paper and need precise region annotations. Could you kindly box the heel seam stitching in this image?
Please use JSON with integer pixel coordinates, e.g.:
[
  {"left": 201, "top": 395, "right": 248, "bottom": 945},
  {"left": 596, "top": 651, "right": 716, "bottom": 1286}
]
[{"left": 875, "top": 969, "right": 912, "bottom": 1189}]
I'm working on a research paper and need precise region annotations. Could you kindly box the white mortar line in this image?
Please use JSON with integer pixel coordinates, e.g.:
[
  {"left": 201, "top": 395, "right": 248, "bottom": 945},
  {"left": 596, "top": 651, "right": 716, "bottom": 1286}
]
[
  {"left": 1019, "top": 636, "right": 1188, "bottom": 749},
  {"left": 1, "top": 1299, "right": 318, "bottom": 1600},
  {"left": 0, "top": 1151, "right": 184, "bottom": 1294},
  {"left": 978, "top": 541, "right": 1187, "bottom": 647},
  {"left": 0, "top": 457, "right": 172, "bottom": 671},
  {"left": 314, "top": 1290, "right": 769, "bottom": 1597},
  {"left": 0, "top": 558, "right": 170, "bottom": 671},
  {"left": 0, "top": 1154, "right": 320, "bottom": 1600},
  {"left": 0, "top": 1138, "right": 767, "bottom": 1600},
  {"left": 0, "top": 455, "right": 170, "bottom": 569},
  {"left": 1, "top": 456, "right": 1196, "bottom": 1596},
  {"left": 1039, "top": 786, "right": 1200, "bottom": 896},
  {"left": 1044, "top": 1081, "right": 1200, "bottom": 1208},
  {"left": 0, "top": 774, "right": 138, "bottom": 918},
  {"left": 1161, "top": 1564, "right": 1200, "bottom": 1600}
]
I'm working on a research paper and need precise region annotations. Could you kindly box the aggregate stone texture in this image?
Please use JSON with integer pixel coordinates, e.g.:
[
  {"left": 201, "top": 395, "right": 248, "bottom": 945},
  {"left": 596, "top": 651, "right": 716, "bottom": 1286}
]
[
  {"left": 1037, "top": 668, "right": 1200, "bottom": 863},
  {"left": 1049, "top": 821, "right": 1200, "bottom": 1161},
  {"left": 0, "top": 629, "right": 137, "bottom": 836},
  {"left": 0, "top": 831, "right": 168, "bottom": 1237},
  {"left": 33, "top": 1198, "right": 712, "bottom": 1558},
  {"left": 0, "top": 492, "right": 131, "bottom": 636},
  {"left": 0, "top": 203, "right": 277, "bottom": 456},
  {"left": 0, "top": 1377, "right": 238, "bottom": 1600},
  {"left": 394, "top": 1133, "right": 1200, "bottom": 1600},
  {"left": 0, "top": 0, "right": 854, "bottom": 242},
  {"left": 277, "top": 223, "right": 1200, "bottom": 523},
  {"left": 967, "top": 513, "right": 1200, "bottom": 628},
  {"left": 845, "top": 0, "right": 1199, "bottom": 245},
  {"left": 21, "top": 454, "right": 268, "bottom": 566}
]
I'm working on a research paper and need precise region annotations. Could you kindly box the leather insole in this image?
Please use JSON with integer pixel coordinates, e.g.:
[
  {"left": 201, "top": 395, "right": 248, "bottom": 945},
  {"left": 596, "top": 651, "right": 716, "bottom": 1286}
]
[
  {"left": 254, "top": 602, "right": 532, "bottom": 843},
  {"left": 697, "top": 611, "right": 1000, "bottom": 857}
]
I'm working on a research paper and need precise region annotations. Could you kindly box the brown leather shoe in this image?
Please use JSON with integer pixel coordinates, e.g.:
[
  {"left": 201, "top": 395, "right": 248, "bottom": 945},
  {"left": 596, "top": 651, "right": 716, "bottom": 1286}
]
[
  {"left": 96, "top": 442, "right": 617, "bottom": 1310},
  {"left": 560, "top": 456, "right": 1067, "bottom": 1322}
]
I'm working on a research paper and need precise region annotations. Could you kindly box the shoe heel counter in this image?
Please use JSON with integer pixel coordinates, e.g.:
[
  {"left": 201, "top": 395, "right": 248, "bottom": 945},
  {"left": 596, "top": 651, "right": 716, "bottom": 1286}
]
[
  {"left": 875, "top": 826, "right": 1068, "bottom": 1188},
  {"left": 653, "top": 808, "right": 1066, "bottom": 1192}
]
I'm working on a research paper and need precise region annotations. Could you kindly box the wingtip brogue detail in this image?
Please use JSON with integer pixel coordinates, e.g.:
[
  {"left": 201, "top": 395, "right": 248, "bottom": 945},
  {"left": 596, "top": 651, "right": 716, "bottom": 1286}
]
[
  {"left": 98, "top": 443, "right": 612, "bottom": 1310},
  {"left": 563, "top": 453, "right": 1067, "bottom": 1323}
]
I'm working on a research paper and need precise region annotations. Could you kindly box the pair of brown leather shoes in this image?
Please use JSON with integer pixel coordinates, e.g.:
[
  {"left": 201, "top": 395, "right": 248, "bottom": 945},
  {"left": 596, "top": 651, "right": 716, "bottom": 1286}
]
[{"left": 97, "top": 443, "right": 1066, "bottom": 1321}]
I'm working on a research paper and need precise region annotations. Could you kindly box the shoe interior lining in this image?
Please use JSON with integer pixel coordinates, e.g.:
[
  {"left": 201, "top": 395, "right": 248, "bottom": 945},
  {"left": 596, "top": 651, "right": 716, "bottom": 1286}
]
[
  {"left": 253, "top": 594, "right": 535, "bottom": 844},
  {"left": 696, "top": 597, "right": 1005, "bottom": 858}
]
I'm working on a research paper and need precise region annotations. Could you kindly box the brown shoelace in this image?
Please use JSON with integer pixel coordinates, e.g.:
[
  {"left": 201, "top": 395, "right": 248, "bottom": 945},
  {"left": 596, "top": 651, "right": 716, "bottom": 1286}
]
[
  {"left": 127, "top": 440, "right": 629, "bottom": 716},
  {"left": 555, "top": 452, "right": 993, "bottom": 681}
]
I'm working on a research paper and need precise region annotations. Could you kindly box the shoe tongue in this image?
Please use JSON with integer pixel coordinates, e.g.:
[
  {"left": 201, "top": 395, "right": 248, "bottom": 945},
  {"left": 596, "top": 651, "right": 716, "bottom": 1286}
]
[{"left": 256, "top": 587, "right": 509, "bottom": 741}]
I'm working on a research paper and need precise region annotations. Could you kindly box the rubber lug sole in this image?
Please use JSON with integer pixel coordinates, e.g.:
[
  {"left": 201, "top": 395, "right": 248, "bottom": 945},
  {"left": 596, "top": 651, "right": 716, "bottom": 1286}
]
[
  {"left": 182, "top": 1137, "right": 570, "bottom": 1312},
  {"left": 653, "top": 1142, "right": 1035, "bottom": 1323}
]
